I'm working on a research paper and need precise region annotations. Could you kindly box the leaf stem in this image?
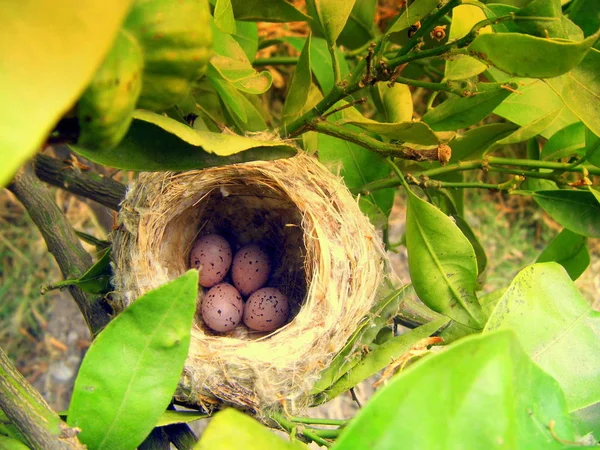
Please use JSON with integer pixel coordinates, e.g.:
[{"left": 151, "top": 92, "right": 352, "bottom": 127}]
[
  {"left": 289, "top": 417, "right": 347, "bottom": 426},
  {"left": 392, "top": 76, "right": 465, "bottom": 95}
]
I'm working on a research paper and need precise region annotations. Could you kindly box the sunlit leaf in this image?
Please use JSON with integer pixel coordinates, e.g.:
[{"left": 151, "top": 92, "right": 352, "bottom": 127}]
[
  {"left": 444, "top": 5, "right": 488, "bottom": 80},
  {"left": 540, "top": 122, "right": 586, "bottom": 160},
  {"left": 0, "top": 0, "right": 133, "bottom": 187},
  {"left": 332, "top": 331, "right": 575, "bottom": 450},
  {"left": 309, "top": 0, "right": 356, "bottom": 46},
  {"left": 485, "top": 263, "right": 600, "bottom": 412},
  {"left": 229, "top": 0, "right": 310, "bottom": 22},
  {"left": 405, "top": 190, "right": 486, "bottom": 329},
  {"left": 214, "top": 0, "right": 236, "bottom": 34},
  {"left": 68, "top": 271, "right": 199, "bottom": 450},
  {"left": 283, "top": 35, "right": 312, "bottom": 126},
  {"left": 387, "top": 0, "right": 439, "bottom": 34}
]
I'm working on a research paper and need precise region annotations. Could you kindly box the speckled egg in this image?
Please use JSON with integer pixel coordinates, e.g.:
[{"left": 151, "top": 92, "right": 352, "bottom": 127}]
[
  {"left": 189, "top": 234, "right": 232, "bottom": 288},
  {"left": 201, "top": 283, "right": 243, "bottom": 332},
  {"left": 231, "top": 244, "right": 271, "bottom": 296},
  {"left": 243, "top": 287, "right": 289, "bottom": 332}
]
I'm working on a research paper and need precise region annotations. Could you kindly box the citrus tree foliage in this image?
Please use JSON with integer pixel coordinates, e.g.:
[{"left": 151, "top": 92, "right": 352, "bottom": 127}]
[{"left": 1, "top": 0, "right": 600, "bottom": 449}]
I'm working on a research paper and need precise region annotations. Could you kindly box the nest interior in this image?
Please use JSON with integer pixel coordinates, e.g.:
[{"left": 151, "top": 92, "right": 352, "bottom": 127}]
[{"left": 112, "top": 153, "right": 388, "bottom": 413}]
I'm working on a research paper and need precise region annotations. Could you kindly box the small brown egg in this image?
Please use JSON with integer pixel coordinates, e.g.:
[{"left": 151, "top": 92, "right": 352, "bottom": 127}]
[
  {"left": 190, "top": 234, "right": 232, "bottom": 288},
  {"left": 243, "top": 287, "right": 289, "bottom": 332},
  {"left": 201, "top": 283, "right": 243, "bottom": 332},
  {"left": 231, "top": 244, "right": 271, "bottom": 296}
]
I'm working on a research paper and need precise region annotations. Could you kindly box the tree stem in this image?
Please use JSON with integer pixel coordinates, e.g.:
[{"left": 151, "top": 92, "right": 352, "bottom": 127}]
[
  {"left": 8, "top": 162, "right": 112, "bottom": 336},
  {"left": 0, "top": 347, "right": 85, "bottom": 449}
]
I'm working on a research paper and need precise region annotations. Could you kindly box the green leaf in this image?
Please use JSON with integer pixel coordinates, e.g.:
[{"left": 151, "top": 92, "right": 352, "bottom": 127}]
[
  {"left": 536, "top": 229, "right": 589, "bottom": 280},
  {"left": 405, "top": 190, "right": 486, "bottom": 329},
  {"left": 0, "top": 436, "right": 30, "bottom": 450},
  {"left": 491, "top": 108, "right": 564, "bottom": 148},
  {"left": 514, "top": 0, "right": 583, "bottom": 40},
  {"left": 222, "top": 92, "right": 268, "bottom": 133},
  {"left": 283, "top": 35, "right": 312, "bottom": 126},
  {"left": 468, "top": 31, "right": 599, "bottom": 78},
  {"left": 387, "top": 0, "right": 439, "bottom": 34},
  {"left": 318, "top": 109, "right": 395, "bottom": 221},
  {"left": 529, "top": 189, "right": 600, "bottom": 237},
  {"left": 490, "top": 76, "right": 578, "bottom": 139},
  {"left": 337, "top": 0, "right": 377, "bottom": 49},
  {"left": 567, "top": 0, "right": 600, "bottom": 37},
  {"left": 453, "top": 214, "right": 487, "bottom": 279},
  {"left": 68, "top": 271, "right": 199, "bottom": 450},
  {"left": 41, "top": 247, "right": 112, "bottom": 295},
  {"left": 209, "top": 21, "right": 272, "bottom": 94},
  {"left": 156, "top": 410, "right": 209, "bottom": 427},
  {"left": 586, "top": 126, "right": 600, "bottom": 167},
  {"left": 422, "top": 84, "right": 513, "bottom": 132},
  {"left": 332, "top": 331, "right": 575, "bottom": 450},
  {"left": 72, "top": 110, "right": 295, "bottom": 171},
  {"left": 229, "top": 0, "right": 310, "bottom": 22},
  {"left": 571, "top": 402, "right": 600, "bottom": 441},
  {"left": 0, "top": 0, "right": 133, "bottom": 187},
  {"left": 214, "top": 0, "right": 236, "bottom": 34},
  {"left": 310, "top": 0, "right": 356, "bottom": 47},
  {"left": 485, "top": 263, "right": 600, "bottom": 412},
  {"left": 195, "top": 409, "right": 307, "bottom": 450},
  {"left": 319, "top": 318, "right": 449, "bottom": 402},
  {"left": 546, "top": 48, "right": 600, "bottom": 138},
  {"left": 232, "top": 21, "right": 259, "bottom": 61},
  {"left": 285, "top": 37, "right": 349, "bottom": 94},
  {"left": 449, "top": 123, "right": 518, "bottom": 163},
  {"left": 372, "top": 83, "right": 413, "bottom": 123},
  {"left": 311, "top": 285, "right": 416, "bottom": 395},
  {"left": 209, "top": 76, "right": 247, "bottom": 123},
  {"left": 340, "top": 121, "right": 440, "bottom": 147},
  {"left": 445, "top": 5, "right": 488, "bottom": 80},
  {"left": 541, "top": 122, "right": 586, "bottom": 160}
]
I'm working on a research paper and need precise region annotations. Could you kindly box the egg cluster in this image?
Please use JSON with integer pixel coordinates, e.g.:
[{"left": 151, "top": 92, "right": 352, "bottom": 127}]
[{"left": 189, "top": 234, "right": 289, "bottom": 333}]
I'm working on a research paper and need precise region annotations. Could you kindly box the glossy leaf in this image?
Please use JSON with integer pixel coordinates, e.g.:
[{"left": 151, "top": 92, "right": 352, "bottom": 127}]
[
  {"left": 310, "top": 0, "right": 356, "bottom": 46},
  {"left": 318, "top": 318, "right": 449, "bottom": 402},
  {"left": 468, "top": 31, "right": 599, "bottom": 78},
  {"left": 485, "top": 263, "right": 600, "bottom": 412},
  {"left": 541, "top": 122, "right": 586, "bottom": 160},
  {"left": 453, "top": 214, "right": 487, "bottom": 279},
  {"left": 387, "top": 0, "right": 439, "bottom": 34},
  {"left": 449, "top": 123, "right": 517, "bottom": 163},
  {"left": 285, "top": 36, "right": 349, "bottom": 94},
  {"left": 536, "top": 229, "right": 589, "bottom": 280},
  {"left": 195, "top": 409, "right": 307, "bottom": 450},
  {"left": 332, "top": 331, "right": 575, "bottom": 450},
  {"left": 546, "top": 48, "right": 600, "bottom": 138},
  {"left": 372, "top": 83, "right": 413, "bottom": 123},
  {"left": 405, "top": 190, "right": 486, "bottom": 329},
  {"left": 422, "top": 85, "right": 512, "bottom": 132},
  {"left": 0, "top": 0, "right": 133, "bottom": 187},
  {"left": 68, "top": 271, "right": 199, "bottom": 450},
  {"left": 283, "top": 35, "right": 312, "bottom": 126},
  {"left": 72, "top": 110, "right": 295, "bottom": 171},
  {"left": 529, "top": 189, "right": 600, "bottom": 237},
  {"left": 209, "top": 22, "right": 272, "bottom": 94},
  {"left": 156, "top": 410, "right": 209, "bottom": 427},
  {"left": 214, "top": 0, "right": 236, "bottom": 34},
  {"left": 445, "top": 5, "right": 488, "bottom": 80},
  {"left": 229, "top": 0, "right": 310, "bottom": 22},
  {"left": 318, "top": 108, "right": 395, "bottom": 221}
]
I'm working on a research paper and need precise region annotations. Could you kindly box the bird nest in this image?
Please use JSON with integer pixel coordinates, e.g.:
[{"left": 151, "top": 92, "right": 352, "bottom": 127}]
[{"left": 111, "top": 153, "right": 389, "bottom": 414}]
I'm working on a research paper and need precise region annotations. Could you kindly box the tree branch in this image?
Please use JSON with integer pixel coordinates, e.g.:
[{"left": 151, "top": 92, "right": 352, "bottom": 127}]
[
  {"left": 0, "top": 347, "right": 85, "bottom": 450},
  {"left": 8, "top": 162, "right": 112, "bottom": 336},
  {"left": 312, "top": 121, "right": 450, "bottom": 163},
  {"left": 34, "top": 154, "right": 126, "bottom": 211}
]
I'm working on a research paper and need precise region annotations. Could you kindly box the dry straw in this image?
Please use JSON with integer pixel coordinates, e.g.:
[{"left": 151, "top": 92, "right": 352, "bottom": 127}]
[{"left": 111, "top": 153, "right": 388, "bottom": 414}]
